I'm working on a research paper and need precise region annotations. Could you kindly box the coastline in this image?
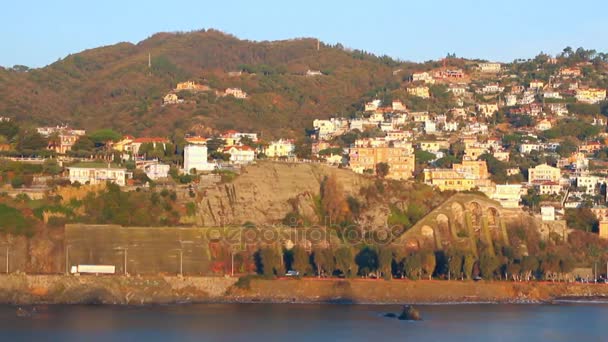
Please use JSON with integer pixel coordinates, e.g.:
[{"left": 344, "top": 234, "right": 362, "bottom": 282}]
[{"left": 1, "top": 274, "right": 608, "bottom": 306}]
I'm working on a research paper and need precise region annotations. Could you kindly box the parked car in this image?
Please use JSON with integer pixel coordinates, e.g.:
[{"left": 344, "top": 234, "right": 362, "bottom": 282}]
[
  {"left": 473, "top": 276, "right": 482, "bottom": 281},
  {"left": 285, "top": 270, "right": 299, "bottom": 277}
]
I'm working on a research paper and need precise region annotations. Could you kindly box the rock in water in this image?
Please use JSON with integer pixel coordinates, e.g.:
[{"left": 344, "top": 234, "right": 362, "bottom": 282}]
[{"left": 398, "top": 305, "right": 422, "bottom": 321}]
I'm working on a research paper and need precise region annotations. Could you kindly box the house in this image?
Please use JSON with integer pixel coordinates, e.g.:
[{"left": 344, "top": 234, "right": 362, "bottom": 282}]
[
  {"left": 265, "top": 139, "right": 295, "bottom": 158},
  {"left": 184, "top": 136, "right": 208, "bottom": 145},
  {"left": 418, "top": 140, "right": 450, "bottom": 152},
  {"left": 306, "top": 70, "right": 323, "bottom": 76},
  {"left": 392, "top": 100, "right": 407, "bottom": 112},
  {"left": 579, "top": 141, "right": 602, "bottom": 154},
  {"left": 143, "top": 162, "right": 170, "bottom": 180},
  {"left": 464, "top": 145, "right": 487, "bottom": 161},
  {"left": 559, "top": 67, "right": 581, "bottom": 77},
  {"left": 407, "top": 86, "right": 430, "bottom": 98},
  {"left": 224, "top": 88, "right": 248, "bottom": 99},
  {"left": 132, "top": 137, "right": 169, "bottom": 156},
  {"left": 349, "top": 146, "right": 415, "bottom": 180},
  {"left": 543, "top": 91, "right": 562, "bottom": 99},
  {"left": 67, "top": 163, "right": 127, "bottom": 186},
  {"left": 423, "top": 161, "right": 491, "bottom": 192},
  {"left": 541, "top": 206, "right": 556, "bottom": 221},
  {"left": 536, "top": 181, "right": 562, "bottom": 195},
  {"left": 476, "top": 103, "right": 499, "bottom": 117},
  {"left": 113, "top": 136, "right": 135, "bottom": 153},
  {"left": 221, "top": 131, "right": 259, "bottom": 145},
  {"left": 575, "top": 88, "right": 606, "bottom": 104},
  {"left": 535, "top": 119, "right": 552, "bottom": 131},
  {"left": 364, "top": 100, "right": 382, "bottom": 111},
  {"left": 491, "top": 184, "right": 522, "bottom": 208},
  {"left": 452, "top": 160, "right": 490, "bottom": 180},
  {"left": 529, "top": 80, "right": 544, "bottom": 90},
  {"left": 448, "top": 84, "right": 467, "bottom": 96},
  {"left": 424, "top": 120, "right": 436, "bottom": 133},
  {"left": 577, "top": 175, "right": 607, "bottom": 195},
  {"left": 410, "top": 112, "right": 430, "bottom": 122},
  {"left": 528, "top": 164, "right": 560, "bottom": 183},
  {"left": 479, "top": 84, "right": 504, "bottom": 94},
  {"left": 176, "top": 81, "right": 209, "bottom": 91},
  {"left": 184, "top": 144, "right": 215, "bottom": 173},
  {"left": 547, "top": 103, "right": 568, "bottom": 116},
  {"left": 37, "top": 126, "right": 86, "bottom": 154},
  {"left": 435, "top": 69, "right": 465, "bottom": 79},
  {"left": 163, "top": 93, "right": 182, "bottom": 105},
  {"left": 478, "top": 62, "right": 502, "bottom": 73},
  {"left": 223, "top": 145, "right": 256, "bottom": 164},
  {"left": 411, "top": 72, "right": 435, "bottom": 84},
  {"left": 505, "top": 94, "right": 517, "bottom": 107}
]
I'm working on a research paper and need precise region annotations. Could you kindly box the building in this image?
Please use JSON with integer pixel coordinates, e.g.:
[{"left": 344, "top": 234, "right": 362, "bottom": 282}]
[
  {"left": 223, "top": 145, "right": 256, "bottom": 164},
  {"left": 132, "top": 137, "right": 169, "bottom": 156},
  {"left": 529, "top": 80, "right": 544, "bottom": 90},
  {"left": 184, "top": 144, "right": 215, "bottom": 173},
  {"left": 423, "top": 160, "right": 490, "bottom": 191},
  {"left": 265, "top": 139, "right": 295, "bottom": 158},
  {"left": 349, "top": 147, "right": 415, "bottom": 180},
  {"left": 163, "top": 93, "right": 182, "bottom": 105},
  {"left": 418, "top": 140, "right": 450, "bottom": 152},
  {"left": 478, "top": 62, "right": 502, "bottom": 73},
  {"left": 220, "top": 130, "right": 259, "bottom": 145},
  {"left": 392, "top": 100, "right": 406, "bottom": 112},
  {"left": 224, "top": 88, "right": 248, "bottom": 99},
  {"left": 407, "top": 86, "right": 430, "bottom": 98},
  {"left": 37, "top": 126, "right": 86, "bottom": 154},
  {"left": 143, "top": 163, "right": 170, "bottom": 180},
  {"left": 535, "top": 119, "right": 552, "bottom": 131},
  {"left": 575, "top": 88, "right": 606, "bottom": 104},
  {"left": 559, "top": 67, "right": 581, "bottom": 77},
  {"left": 491, "top": 184, "right": 522, "bottom": 208},
  {"left": 476, "top": 103, "right": 499, "bottom": 117},
  {"left": 67, "top": 163, "right": 127, "bottom": 186},
  {"left": 176, "top": 81, "right": 209, "bottom": 91},
  {"left": 528, "top": 164, "right": 560, "bottom": 183},
  {"left": 306, "top": 70, "right": 323, "bottom": 76},
  {"left": 536, "top": 181, "right": 562, "bottom": 195},
  {"left": 541, "top": 206, "right": 556, "bottom": 221},
  {"left": 411, "top": 72, "right": 435, "bottom": 84}
]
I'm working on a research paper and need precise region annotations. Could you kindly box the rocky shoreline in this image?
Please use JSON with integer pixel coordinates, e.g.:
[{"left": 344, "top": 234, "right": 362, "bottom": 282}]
[{"left": 1, "top": 274, "right": 608, "bottom": 306}]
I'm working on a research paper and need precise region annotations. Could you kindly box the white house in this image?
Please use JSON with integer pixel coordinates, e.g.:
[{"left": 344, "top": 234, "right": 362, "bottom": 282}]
[
  {"left": 265, "top": 139, "right": 295, "bottom": 158},
  {"left": 144, "top": 163, "right": 170, "bottom": 180},
  {"left": 184, "top": 144, "right": 215, "bottom": 173},
  {"left": 67, "top": 163, "right": 127, "bottom": 186},
  {"left": 223, "top": 145, "right": 256, "bottom": 164}
]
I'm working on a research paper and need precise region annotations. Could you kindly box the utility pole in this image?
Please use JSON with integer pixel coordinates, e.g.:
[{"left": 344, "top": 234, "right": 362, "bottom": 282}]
[
  {"left": 124, "top": 248, "right": 128, "bottom": 276},
  {"left": 65, "top": 245, "right": 70, "bottom": 275},
  {"left": 231, "top": 250, "right": 234, "bottom": 277},
  {"left": 179, "top": 249, "right": 183, "bottom": 277},
  {"left": 5, "top": 246, "right": 8, "bottom": 274}
]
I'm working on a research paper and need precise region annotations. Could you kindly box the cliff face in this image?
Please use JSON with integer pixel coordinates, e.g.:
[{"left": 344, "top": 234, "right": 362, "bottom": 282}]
[{"left": 197, "top": 162, "right": 372, "bottom": 226}]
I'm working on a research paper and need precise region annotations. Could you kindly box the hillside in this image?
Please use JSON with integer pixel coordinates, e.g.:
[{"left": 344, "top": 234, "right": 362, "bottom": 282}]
[{"left": 0, "top": 29, "right": 417, "bottom": 138}]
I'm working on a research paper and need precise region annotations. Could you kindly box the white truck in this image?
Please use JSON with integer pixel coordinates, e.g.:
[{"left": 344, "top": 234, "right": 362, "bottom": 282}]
[{"left": 70, "top": 265, "right": 116, "bottom": 275}]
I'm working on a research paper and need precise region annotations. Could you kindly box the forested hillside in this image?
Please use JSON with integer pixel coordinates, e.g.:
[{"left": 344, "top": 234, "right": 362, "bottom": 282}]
[{"left": 0, "top": 29, "right": 420, "bottom": 138}]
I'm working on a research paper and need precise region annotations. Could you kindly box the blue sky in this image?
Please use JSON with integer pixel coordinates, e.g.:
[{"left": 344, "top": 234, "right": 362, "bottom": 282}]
[{"left": 1, "top": 0, "right": 606, "bottom": 68}]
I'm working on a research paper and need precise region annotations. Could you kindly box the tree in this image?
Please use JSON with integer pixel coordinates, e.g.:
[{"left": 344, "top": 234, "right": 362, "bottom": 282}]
[
  {"left": 89, "top": 129, "right": 122, "bottom": 145},
  {"left": 71, "top": 136, "right": 95, "bottom": 152},
  {"left": 320, "top": 175, "right": 351, "bottom": 224},
  {"left": 420, "top": 250, "right": 436, "bottom": 280},
  {"left": 556, "top": 138, "right": 577, "bottom": 158},
  {"left": 375, "top": 162, "right": 389, "bottom": 179},
  {"left": 335, "top": 245, "right": 356, "bottom": 278},
  {"left": 355, "top": 246, "right": 378, "bottom": 277},
  {"left": 403, "top": 253, "right": 422, "bottom": 280},
  {"left": 463, "top": 253, "right": 476, "bottom": 280},
  {"left": 16, "top": 130, "right": 47, "bottom": 151},
  {"left": 260, "top": 246, "right": 284, "bottom": 277},
  {"left": 377, "top": 246, "right": 393, "bottom": 280},
  {"left": 206, "top": 138, "right": 225, "bottom": 153},
  {"left": 521, "top": 256, "right": 539, "bottom": 281},
  {"left": 291, "top": 246, "right": 311, "bottom": 276},
  {"left": 565, "top": 208, "right": 599, "bottom": 233},
  {"left": 447, "top": 250, "right": 464, "bottom": 280},
  {"left": 42, "top": 159, "right": 62, "bottom": 175},
  {"left": 313, "top": 248, "right": 334, "bottom": 277},
  {"left": 479, "top": 253, "right": 500, "bottom": 280}
]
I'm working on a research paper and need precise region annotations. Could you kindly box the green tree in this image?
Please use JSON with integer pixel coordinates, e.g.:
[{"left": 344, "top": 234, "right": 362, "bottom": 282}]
[
  {"left": 421, "top": 250, "right": 436, "bottom": 280},
  {"left": 313, "top": 248, "right": 334, "bottom": 277},
  {"left": 260, "top": 246, "right": 284, "bottom": 277},
  {"left": 479, "top": 253, "right": 500, "bottom": 280},
  {"left": 71, "top": 136, "right": 95, "bottom": 152},
  {"left": 375, "top": 162, "right": 390, "bottom": 179},
  {"left": 89, "top": 129, "right": 122, "bottom": 145},
  {"left": 335, "top": 245, "right": 356, "bottom": 278},
  {"left": 463, "top": 253, "right": 476, "bottom": 280},
  {"left": 556, "top": 138, "right": 578, "bottom": 158},
  {"left": 377, "top": 246, "right": 394, "bottom": 280},
  {"left": 403, "top": 252, "right": 422, "bottom": 280},
  {"left": 565, "top": 208, "right": 599, "bottom": 233},
  {"left": 447, "top": 249, "right": 464, "bottom": 280},
  {"left": 291, "top": 246, "right": 311, "bottom": 276}
]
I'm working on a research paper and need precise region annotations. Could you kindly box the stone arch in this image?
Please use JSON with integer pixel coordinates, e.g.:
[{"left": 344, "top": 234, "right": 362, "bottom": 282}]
[
  {"left": 487, "top": 207, "right": 500, "bottom": 227},
  {"left": 421, "top": 225, "right": 434, "bottom": 238},
  {"left": 450, "top": 202, "right": 466, "bottom": 237},
  {"left": 435, "top": 214, "right": 450, "bottom": 242},
  {"left": 467, "top": 201, "right": 483, "bottom": 228}
]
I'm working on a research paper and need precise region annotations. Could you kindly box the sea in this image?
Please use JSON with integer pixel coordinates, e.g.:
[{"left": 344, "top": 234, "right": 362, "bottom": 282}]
[{"left": 1, "top": 302, "right": 607, "bottom": 341}]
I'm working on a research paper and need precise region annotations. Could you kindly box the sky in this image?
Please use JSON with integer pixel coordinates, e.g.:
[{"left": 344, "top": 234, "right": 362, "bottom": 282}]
[{"left": 1, "top": 0, "right": 607, "bottom": 68}]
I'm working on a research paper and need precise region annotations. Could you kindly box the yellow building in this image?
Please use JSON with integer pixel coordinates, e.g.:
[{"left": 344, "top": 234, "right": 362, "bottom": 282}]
[
  {"left": 528, "top": 164, "right": 560, "bottom": 183},
  {"left": 600, "top": 221, "right": 608, "bottom": 239},
  {"left": 265, "top": 139, "right": 295, "bottom": 158},
  {"left": 349, "top": 147, "right": 415, "bottom": 180},
  {"left": 575, "top": 88, "right": 606, "bottom": 104},
  {"left": 407, "top": 86, "right": 430, "bottom": 99},
  {"left": 424, "top": 160, "right": 490, "bottom": 191},
  {"left": 418, "top": 140, "right": 450, "bottom": 152}
]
